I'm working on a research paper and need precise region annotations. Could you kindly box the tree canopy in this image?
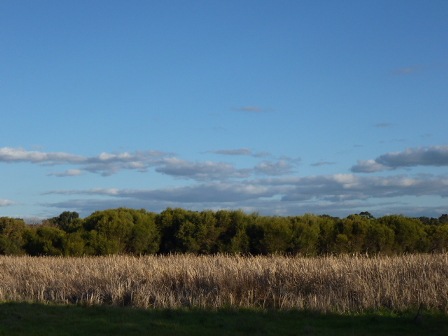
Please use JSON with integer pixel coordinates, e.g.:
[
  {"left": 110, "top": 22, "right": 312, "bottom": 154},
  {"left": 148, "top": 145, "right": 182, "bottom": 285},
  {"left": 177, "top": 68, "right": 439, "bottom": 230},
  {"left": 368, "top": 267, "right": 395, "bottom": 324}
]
[{"left": 1, "top": 208, "right": 447, "bottom": 256}]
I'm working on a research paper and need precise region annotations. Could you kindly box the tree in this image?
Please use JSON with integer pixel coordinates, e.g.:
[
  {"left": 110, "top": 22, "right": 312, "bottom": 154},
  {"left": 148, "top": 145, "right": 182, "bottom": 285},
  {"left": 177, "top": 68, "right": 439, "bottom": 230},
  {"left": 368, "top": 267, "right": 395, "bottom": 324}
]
[
  {"left": 364, "top": 221, "right": 395, "bottom": 254},
  {"left": 23, "top": 226, "right": 66, "bottom": 256},
  {"left": 337, "top": 215, "right": 370, "bottom": 253},
  {"left": 256, "top": 216, "right": 292, "bottom": 254},
  {"left": 378, "top": 215, "right": 428, "bottom": 253},
  {"left": 215, "top": 210, "right": 250, "bottom": 254},
  {"left": 289, "top": 214, "right": 321, "bottom": 255},
  {"left": 49, "top": 211, "right": 81, "bottom": 232},
  {"left": 0, "top": 217, "right": 27, "bottom": 255},
  {"left": 156, "top": 208, "right": 191, "bottom": 253},
  {"left": 128, "top": 209, "right": 159, "bottom": 254},
  {"left": 359, "top": 211, "right": 375, "bottom": 220},
  {"left": 63, "top": 231, "right": 87, "bottom": 256},
  {"left": 83, "top": 208, "right": 159, "bottom": 255}
]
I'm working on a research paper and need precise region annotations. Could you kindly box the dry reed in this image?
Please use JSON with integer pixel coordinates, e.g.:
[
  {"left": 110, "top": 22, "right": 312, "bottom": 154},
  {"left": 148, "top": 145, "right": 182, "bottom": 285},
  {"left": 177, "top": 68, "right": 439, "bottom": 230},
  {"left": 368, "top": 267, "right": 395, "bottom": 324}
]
[{"left": 0, "top": 254, "right": 447, "bottom": 313}]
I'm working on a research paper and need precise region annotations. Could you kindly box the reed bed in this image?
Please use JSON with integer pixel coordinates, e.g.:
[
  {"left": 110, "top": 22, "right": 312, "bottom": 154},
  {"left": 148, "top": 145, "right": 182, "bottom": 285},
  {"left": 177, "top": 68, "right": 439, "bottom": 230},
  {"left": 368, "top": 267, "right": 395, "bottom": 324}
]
[{"left": 0, "top": 254, "right": 447, "bottom": 313}]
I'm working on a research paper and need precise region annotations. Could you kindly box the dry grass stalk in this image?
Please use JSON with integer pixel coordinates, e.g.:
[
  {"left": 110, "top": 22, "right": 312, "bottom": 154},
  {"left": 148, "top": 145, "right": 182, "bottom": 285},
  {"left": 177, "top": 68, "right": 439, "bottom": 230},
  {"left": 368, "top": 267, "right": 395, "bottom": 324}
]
[{"left": 0, "top": 254, "right": 447, "bottom": 313}]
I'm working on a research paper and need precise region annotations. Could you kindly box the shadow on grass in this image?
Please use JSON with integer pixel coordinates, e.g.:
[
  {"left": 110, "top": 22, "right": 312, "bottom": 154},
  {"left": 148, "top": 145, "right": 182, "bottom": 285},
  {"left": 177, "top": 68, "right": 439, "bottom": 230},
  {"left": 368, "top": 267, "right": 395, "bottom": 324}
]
[{"left": 0, "top": 302, "right": 447, "bottom": 336}]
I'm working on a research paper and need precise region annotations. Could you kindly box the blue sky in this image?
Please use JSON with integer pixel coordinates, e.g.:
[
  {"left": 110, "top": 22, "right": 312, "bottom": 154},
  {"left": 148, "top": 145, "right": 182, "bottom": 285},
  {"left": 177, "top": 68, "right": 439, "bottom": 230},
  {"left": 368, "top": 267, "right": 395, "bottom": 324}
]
[{"left": 1, "top": 0, "right": 448, "bottom": 220}]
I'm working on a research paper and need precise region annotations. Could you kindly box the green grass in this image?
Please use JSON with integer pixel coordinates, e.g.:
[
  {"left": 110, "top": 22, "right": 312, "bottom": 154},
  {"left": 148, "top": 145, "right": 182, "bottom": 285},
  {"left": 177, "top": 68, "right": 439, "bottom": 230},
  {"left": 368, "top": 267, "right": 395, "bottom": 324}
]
[{"left": 0, "top": 302, "right": 447, "bottom": 336}]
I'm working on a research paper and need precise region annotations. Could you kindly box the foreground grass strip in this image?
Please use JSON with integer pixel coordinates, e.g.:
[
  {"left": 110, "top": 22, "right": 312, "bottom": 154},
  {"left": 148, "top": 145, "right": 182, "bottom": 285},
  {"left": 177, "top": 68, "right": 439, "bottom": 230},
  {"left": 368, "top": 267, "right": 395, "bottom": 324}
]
[{"left": 1, "top": 302, "right": 448, "bottom": 336}]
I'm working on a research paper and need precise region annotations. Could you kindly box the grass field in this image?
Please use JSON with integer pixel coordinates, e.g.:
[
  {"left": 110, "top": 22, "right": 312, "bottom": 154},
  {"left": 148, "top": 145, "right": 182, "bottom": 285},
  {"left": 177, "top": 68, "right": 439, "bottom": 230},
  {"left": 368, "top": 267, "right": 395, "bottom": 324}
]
[{"left": 1, "top": 254, "right": 447, "bottom": 312}]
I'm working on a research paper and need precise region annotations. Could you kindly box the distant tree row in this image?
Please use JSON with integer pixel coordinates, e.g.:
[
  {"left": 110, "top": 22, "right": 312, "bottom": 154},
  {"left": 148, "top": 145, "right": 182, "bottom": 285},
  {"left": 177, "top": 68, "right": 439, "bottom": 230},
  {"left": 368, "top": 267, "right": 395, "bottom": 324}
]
[{"left": 1, "top": 208, "right": 448, "bottom": 256}]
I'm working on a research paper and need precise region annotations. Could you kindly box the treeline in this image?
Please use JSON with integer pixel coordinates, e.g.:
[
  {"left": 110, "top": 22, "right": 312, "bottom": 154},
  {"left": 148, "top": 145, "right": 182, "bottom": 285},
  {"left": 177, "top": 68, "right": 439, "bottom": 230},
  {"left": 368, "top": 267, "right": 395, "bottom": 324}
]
[{"left": 1, "top": 208, "right": 448, "bottom": 256}]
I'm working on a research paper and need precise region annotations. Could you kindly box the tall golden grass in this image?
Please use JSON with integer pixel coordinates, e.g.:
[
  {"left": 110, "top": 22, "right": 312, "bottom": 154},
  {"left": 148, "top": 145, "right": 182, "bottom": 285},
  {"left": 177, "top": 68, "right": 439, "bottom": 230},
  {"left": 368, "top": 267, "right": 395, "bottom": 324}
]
[{"left": 0, "top": 254, "right": 447, "bottom": 313}]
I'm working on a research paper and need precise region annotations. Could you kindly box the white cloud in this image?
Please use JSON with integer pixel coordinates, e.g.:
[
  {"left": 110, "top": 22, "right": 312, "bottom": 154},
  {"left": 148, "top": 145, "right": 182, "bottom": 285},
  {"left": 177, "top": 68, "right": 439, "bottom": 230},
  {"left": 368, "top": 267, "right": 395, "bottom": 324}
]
[
  {"left": 351, "top": 160, "right": 389, "bottom": 173},
  {"left": 212, "top": 148, "right": 271, "bottom": 157},
  {"left": 254, "top": 160, "right": 294, "bottom": 175},
  {"left": 253, "top": 151, "right": 271, "bottom": 158},
  {"left": 279, "top": 156, "right": 301, "bottom": 164},
  {"left": 46, "top": 182, "right": 286, "bottom": 203},
  {"left": 0, "top": 199, "right": 18, "bottom": 207},
  {"left": 0, "top": 147, "right": 85, "bottom": 164},
  {"left": 212, "top": 148, "right": 252, "bottom": 155},
  {"left": 376, "top": 145, "right": 448, "bottom": 167},
  {"left": 0, "top": 147, "right": 302, "bottom": 180},
  {"left": 48, "top": 169, "right": 83, "bottom": 177},
  {"left": 44, "top": 173, "right": 448, "bottom": 216},
  {"left": 351, "top": 145, "right": 448, "bottom": 172},
  {"left": 0, "top": 147, "right": 174, "bottom": 176},
  {"left": 155, "top": 158, "right": 251, "bottom": 181},
  {"left": 310, "top": 161, "right": 336, "bottom": 166},
  {"left": 254, "top": 173, "right": 448, "bottom": 201}
]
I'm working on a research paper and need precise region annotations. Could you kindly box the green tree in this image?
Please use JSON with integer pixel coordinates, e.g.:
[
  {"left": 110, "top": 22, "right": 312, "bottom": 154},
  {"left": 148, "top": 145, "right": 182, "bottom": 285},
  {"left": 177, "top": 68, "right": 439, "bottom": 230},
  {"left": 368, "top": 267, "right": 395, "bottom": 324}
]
[
  {"left": 49, "top": 211, "right": 81, "bottom": 232},
  {"left": 364, "top": 221, "right": 395, "bottom": 254},
  {"left": 378, "top": 215, "right": 428, "bottom": 253},
  {"left": 63, "top": 231, "right": 87, "bottom": 256},
  {"left": 289, "top": 214, "right": 321, "bottom": 255},
  {"left": 156, "top": 207, "right": 191, "bottom": 253},
  {"left": 337, "top": 215, "right": 370, "bottom": 253},
  {"left": 316, "top": 215, "right": 338, "bottom": 254},
  {"left": 215, "top": 210, "right": 250, "bottom": 254},
  {"left": 0, "top": 217, "right": 27, "bottom": 255},
  {"left": 84, "top": 208, "right": 159, "bottom": 255},
  {"left": 23, "top": 226, "right": 66, "bottom": 256},
  {"left": 257, "top": 216, "right": 292, "bottom": 254},
  {"left": 428, "top": 224, "right": 448, "bottom": 253}
]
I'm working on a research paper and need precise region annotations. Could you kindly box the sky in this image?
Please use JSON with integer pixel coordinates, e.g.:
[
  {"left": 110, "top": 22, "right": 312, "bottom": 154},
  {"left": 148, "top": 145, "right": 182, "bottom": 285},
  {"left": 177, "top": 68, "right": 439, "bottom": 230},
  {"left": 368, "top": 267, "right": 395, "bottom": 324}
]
[{"left": 1, "top": 0, "right": 448, "bottom": 220}]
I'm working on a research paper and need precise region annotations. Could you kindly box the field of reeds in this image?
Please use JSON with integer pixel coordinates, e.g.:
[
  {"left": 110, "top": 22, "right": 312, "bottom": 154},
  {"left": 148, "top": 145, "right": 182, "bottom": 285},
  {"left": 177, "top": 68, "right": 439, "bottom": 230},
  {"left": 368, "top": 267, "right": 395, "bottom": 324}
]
[{"left": 0, "top": 254, "right": 447, "bottom": 313}]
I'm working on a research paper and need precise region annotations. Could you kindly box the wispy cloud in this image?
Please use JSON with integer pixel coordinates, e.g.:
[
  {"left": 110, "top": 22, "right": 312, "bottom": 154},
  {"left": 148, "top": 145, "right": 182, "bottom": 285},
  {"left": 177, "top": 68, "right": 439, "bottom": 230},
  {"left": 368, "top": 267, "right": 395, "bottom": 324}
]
[
  {"left": 0, "top": 199, "right": 18, "bottom": 206},
  {"left": 254, "top": 160, "right": 294, "bottom": 176},
  {"left": 231, "top": 106, "right": 275, "bottom": 113},
  {"left": 45, "top": 183, "right": 284, "bottom": 203},
  {"left": 351, "top": 144, "right": 448, "bottom": 173},
  {"left": 311, "top": 161, "right": 336, "bottom": 167},
  {"left": 391, "top": 65, "right": 425, "bottom": 75},
  {"left": 47, "top": 169, "right": 83, "bottom": 177},
  {"left": 279, "top": 156, "right": 301, "bottom": 164},
  {"left": 351, "top": 160, "right": 388, "bottom": 173},
  {"left": 44, "top": 173, "right": 448, "bottom": 217},
  {"left": 253, "top": 151, "right": 271, "bottom": 158},
  {"left": 0, "top": 147, "right": 303, "bottom": 181},
  {"left": 0, "top": 147, "right": 174, "bottom": 176},
  {"left": 212, "top": 148, "right": 270, "bottom": 157},
  {"left": 0, "top": 147, "right": 86, "bottom": 164},
  {"left": 212, "top": 148, "right": 252, "bottom": 155},
  {"left": 155, "top": 158, "right": 251, "bottom": 181}
]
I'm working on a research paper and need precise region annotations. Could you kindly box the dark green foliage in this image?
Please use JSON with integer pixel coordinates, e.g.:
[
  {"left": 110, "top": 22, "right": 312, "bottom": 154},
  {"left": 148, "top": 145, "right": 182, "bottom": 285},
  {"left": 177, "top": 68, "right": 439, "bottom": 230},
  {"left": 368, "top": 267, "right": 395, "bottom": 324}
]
[
  {"left": 215, "top": 210, "right": 250, "bottom": 253},
  {"left": 63, "top": 231, "right": 87, "bottom": 256},
  {"left": 378, "top": 215, "right": 428, "bottom": 253},
  {"left": 257, "top": 216, "right": 292, "bottom": 254},
  {"left": 49, "top": 211, "right": 81, "bottom": 232},
  {"left": 428, "top": 224, "right": 448, "bottom": 252},
  {"left": 156, "top": 207, "right": 190, "bottom": 253},
  {"left": 4, "top": 209, "right": 448, "bottom": 256},
  {"left": 83, "top": 208, "right": 159, "bottom": 255},
  {"left": 365, "top": 221, "right": 395, "bottom": 254},
  {"left": 289, "top": 214, "right": 320, "bottom": 255},
  {"left": 0, "top": 217, "right": 27, "bottom": 255},
  {"left": 23, "top": 226, "right": 66, "bottom": 256}
]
